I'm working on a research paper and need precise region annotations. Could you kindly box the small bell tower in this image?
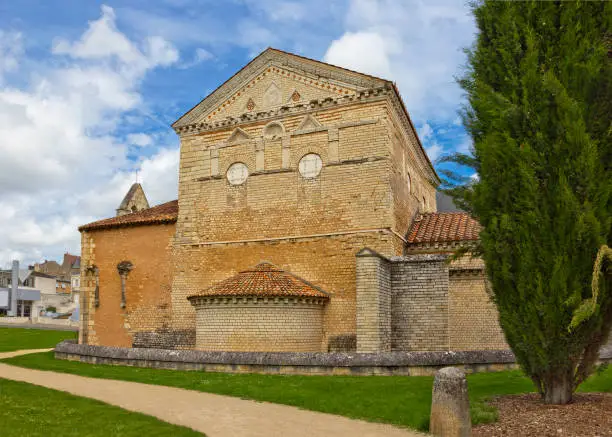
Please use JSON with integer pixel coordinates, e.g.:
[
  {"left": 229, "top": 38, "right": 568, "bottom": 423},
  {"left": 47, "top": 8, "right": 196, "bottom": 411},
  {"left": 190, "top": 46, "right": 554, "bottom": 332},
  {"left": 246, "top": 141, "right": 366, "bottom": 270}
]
[{"left": 116, "top": 183, "right": 150, "bottom": 216}]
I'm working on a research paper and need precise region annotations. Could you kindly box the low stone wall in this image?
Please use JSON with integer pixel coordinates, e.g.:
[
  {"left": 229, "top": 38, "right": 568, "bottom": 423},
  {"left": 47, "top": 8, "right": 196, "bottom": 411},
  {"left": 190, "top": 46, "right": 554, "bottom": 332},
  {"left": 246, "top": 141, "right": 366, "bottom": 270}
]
[
  {"left": 56, "top": 341, "right": 515, "bottom": 376},
  {"left": 54, "top": 342, "right": 612, "bottom": 377},
  {"left": 34, "top": 317, "right": 79, "bottom": 328}
]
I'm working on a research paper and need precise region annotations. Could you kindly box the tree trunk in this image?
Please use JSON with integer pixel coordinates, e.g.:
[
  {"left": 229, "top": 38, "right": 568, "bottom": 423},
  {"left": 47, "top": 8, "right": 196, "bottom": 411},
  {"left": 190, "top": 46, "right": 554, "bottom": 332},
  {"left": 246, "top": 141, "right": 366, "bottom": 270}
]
[{"left": 542, "top": 370, "right": 574, "bottom": 404}]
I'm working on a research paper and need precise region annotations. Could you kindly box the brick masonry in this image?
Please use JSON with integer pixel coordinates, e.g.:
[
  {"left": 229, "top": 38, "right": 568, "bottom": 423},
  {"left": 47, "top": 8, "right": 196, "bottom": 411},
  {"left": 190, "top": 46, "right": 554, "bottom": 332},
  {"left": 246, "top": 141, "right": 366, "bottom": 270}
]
[
  {"left": 190, "top": 297, "right": 326, "bottom": 352},
  {"left": 355, "top": 249, "right": 508, "bottom": 353},
  {"left": 78, "top": 49, "right": 513, "bottom": 355}
]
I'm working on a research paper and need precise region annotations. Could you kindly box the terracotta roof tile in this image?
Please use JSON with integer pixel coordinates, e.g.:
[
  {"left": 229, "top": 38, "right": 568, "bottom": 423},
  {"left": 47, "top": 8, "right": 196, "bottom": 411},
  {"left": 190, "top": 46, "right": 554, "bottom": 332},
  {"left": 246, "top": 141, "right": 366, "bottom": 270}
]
[
  {"left": 188, "top": 262, "right": 330, "bottom": 299},
  {"left": 79, "top": 200, "right": 178, "bottom": 231},
  {"left": 406, "top": 212, "right": 481, "bottom": 245}
]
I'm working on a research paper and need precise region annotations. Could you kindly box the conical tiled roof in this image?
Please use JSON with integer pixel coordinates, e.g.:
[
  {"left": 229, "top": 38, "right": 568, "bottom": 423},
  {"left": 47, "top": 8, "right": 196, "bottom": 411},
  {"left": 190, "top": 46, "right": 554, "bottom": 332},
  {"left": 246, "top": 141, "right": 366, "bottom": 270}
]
[{"left": 187, "top": 262, "right": 330, "bottom": 299}]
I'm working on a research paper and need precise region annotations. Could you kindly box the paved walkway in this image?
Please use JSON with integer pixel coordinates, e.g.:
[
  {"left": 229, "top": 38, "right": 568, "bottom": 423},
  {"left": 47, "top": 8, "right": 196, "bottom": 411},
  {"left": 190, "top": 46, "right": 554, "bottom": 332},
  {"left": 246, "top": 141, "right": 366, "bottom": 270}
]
[{"left": 0, "top": 349, "right": 425, "bottom": 437}]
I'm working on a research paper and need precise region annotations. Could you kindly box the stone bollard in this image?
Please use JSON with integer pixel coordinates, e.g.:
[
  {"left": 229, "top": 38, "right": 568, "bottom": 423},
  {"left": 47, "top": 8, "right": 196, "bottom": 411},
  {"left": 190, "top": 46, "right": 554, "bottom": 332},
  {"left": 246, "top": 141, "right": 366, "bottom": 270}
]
[{"left": 430, "top": 367, "right": 472, "bottom": 437}]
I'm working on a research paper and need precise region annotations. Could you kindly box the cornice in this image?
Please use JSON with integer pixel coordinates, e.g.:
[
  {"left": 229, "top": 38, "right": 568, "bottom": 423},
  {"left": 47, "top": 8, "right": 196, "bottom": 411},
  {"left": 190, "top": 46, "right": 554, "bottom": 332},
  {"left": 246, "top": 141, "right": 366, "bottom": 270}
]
[
  {"left": 387, "top": 92, "right": 440, "bottom": 186},
  {"left": 173, "top": 85, "right": 392, "bottom": 136},
  {"left": 173, "top": 48, "right": 386, "bottom": 129}
]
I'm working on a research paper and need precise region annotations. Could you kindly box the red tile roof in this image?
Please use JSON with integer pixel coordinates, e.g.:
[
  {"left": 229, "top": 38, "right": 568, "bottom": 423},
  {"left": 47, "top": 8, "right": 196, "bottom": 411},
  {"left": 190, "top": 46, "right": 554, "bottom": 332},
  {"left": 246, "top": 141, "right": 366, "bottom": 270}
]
[
  {"left": 406, "top": 212, "right": 481, "bottom": 245},
  {"left": 188, "top": 262, "right": 330, "bottom": 300},
  {"left": 79, "top": 200, "right": 178, "bottom": 231}
]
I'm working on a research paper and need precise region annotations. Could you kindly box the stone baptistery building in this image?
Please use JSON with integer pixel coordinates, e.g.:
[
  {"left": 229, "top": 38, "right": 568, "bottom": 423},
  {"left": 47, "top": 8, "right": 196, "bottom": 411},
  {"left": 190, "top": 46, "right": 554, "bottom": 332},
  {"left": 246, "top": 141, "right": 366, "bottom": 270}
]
[{"left": 78, "top": 48, "right": 508, "bottom": 354}]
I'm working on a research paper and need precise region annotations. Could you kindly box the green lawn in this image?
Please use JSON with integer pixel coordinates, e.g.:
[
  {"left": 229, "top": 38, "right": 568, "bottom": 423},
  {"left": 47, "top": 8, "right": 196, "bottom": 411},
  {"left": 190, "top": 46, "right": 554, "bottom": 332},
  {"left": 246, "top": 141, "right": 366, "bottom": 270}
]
[
  {"left": 0, "top": 377, "right": 203, "bottom": 436},
  {"left": 0, "top": 327, "right": 77, "bottom": 352},
  {"left": 5, "top": 352, "right": 611, "bottom": 431}
]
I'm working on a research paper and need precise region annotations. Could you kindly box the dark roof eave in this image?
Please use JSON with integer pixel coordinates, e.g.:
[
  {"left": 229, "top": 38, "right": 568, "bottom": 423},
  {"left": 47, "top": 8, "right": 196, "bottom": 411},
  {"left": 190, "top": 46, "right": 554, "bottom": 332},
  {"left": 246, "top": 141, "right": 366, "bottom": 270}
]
[
  {"left": 187, "top": 293, "right": 329, "bottom": 301},
  {"left": 79, "top": 218, "right": 177, "bottom": 232}
]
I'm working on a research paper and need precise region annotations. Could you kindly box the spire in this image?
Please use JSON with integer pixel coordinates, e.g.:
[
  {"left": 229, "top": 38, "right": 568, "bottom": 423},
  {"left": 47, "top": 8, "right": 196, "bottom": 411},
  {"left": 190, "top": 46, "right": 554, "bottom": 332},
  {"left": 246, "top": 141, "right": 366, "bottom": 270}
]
[{"left": 116, "top": 183, "right": 150, "bottom": 217}]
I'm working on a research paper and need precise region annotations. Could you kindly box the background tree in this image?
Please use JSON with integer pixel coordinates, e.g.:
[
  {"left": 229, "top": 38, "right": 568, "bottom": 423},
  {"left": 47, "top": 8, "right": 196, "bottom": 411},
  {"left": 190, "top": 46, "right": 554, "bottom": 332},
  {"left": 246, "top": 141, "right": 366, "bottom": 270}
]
[{"left": 442, "top": 0, "right": 612, "bottom": 404}]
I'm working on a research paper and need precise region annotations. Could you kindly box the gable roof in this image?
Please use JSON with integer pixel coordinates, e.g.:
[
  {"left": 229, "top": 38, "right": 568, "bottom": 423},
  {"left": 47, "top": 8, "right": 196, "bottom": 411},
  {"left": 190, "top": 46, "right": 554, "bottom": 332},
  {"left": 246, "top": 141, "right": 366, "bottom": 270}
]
[
  {"left": 172, "top": 47, "right": 388, "bottom": 129},
  {"left": 406, "top": 212, "right": 481, "bottom": 245},
  {"left": 79, "top": 200, "right": 178, "bottom": 232},
  {"left": 187, "top": 262, "right": 330, "bottom": 300},
  {"left": 118, "top": 183, "right": 148, "bottom": 210}
]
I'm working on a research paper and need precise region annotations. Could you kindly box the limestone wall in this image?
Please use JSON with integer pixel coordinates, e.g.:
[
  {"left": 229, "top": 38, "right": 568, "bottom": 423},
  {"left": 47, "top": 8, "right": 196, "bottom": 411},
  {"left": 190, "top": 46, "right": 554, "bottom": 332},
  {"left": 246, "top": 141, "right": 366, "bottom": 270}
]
[
  {"left": 449, "top": 272, "right": 508, "bottom": 350},
  {"left": 356, "top": 251, "right": 508, "bottom": 353},
  {"left": 171, "top": 232, "right": 401, "bottom": 348},
  {"left": 172, "top": 98, "right": 427, "bottom": 346},
  {"left": 390, "top": 255, "right": 450, "bottom": 351},
  {"left": 355, "top": 250, "right": 392, "bottom": 352},
  {"left": 191, "top": 297, "right": 326, "bottom": 352}
]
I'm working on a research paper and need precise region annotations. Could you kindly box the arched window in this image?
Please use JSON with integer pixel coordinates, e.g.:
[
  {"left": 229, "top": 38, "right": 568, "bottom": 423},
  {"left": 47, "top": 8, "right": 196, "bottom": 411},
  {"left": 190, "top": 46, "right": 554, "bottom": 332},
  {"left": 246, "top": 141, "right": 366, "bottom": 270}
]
[
  {"left": 263, "top": 121, "right": 284, "bottom": 139},
  {"left": 407, "top": 172, "right": 412, "bottom": 193}
]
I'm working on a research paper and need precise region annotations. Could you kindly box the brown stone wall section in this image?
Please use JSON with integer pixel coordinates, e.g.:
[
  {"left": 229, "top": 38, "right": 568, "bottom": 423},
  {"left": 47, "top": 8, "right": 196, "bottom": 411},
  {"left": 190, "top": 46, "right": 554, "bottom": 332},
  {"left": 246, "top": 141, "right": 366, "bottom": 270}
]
[
  {"left": 80, "top": 224, "right": 176, "bottom": 348},
  {"left": 449, "top": 272, "right": 508, "bottom": 350},
  {"left": 170, "top": 233, "right": 401, "bottom": 346}
]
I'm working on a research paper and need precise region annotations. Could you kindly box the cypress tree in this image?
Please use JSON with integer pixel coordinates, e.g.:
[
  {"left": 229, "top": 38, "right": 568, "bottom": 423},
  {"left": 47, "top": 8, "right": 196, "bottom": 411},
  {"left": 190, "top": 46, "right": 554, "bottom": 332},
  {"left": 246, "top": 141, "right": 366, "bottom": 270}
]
[{"left": 444, "top": 1, "right": 612, "bottom": 404}]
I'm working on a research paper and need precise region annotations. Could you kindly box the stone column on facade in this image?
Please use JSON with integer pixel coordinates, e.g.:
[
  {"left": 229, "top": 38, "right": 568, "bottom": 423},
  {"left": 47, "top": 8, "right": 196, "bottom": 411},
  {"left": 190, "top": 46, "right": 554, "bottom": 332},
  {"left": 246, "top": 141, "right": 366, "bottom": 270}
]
[
  {"left": 355, "top": 248, "right": 392, "bottom": 352},
  {"left": 328, "top": 127, "right": 339, "bottom": 163},
  {"left": 281, "top": 136, "right": 291, "bottom": 169},
  {"left": 255, "top": 138, "right": 265, "bottom": 171},
  {"left": 210, "top": 147, "right": 219, "bottom": 176},
  {"left": 116, "top": 261, "right": 133, "bottom": 309}
]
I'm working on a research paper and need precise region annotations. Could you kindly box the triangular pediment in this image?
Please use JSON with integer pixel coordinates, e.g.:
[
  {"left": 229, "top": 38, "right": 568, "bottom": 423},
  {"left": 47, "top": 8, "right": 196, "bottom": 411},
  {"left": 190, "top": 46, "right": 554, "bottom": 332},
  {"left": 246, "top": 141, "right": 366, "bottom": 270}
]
[
  {"left": 173, "top": 48, "right": 389, "bottom": 128},
  {"left": 296, "top": 114, "right": 322, "bottom": 131},
  {"left": 227, "top": 127, "right": 251, "bottom": 144}
]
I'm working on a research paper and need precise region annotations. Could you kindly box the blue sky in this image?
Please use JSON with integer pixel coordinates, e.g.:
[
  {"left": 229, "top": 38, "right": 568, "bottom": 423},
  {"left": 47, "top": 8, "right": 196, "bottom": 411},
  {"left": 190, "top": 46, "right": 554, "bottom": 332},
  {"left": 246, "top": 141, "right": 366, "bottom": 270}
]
[{"left": 0, "top": 0, "right": 476, "bottom": 267}]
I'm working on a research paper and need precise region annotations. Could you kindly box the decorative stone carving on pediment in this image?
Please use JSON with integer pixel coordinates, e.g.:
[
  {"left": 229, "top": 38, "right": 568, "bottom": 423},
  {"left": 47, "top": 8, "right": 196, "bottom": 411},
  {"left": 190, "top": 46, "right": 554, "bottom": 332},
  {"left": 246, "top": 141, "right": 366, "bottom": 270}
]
[
  {"left": 227, "top": 127, "right": 252, "bottom": 144},
  {"left": 296, "top": 114, "right": 323, "bottom": 131},
  {"left": 172, "top": 48, "right": 387, "bottom": 129},
  {"left": 288, "top": 89, "right": 301, "bottom": 103},
  {"left": 263, "top": 82, "right": 282, "bottom": 107}
]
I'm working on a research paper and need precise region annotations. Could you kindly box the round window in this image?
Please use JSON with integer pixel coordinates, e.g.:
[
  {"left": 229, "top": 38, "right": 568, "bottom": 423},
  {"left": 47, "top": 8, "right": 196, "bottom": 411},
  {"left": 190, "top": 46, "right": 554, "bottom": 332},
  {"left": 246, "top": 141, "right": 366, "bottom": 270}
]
[
  {"left": 226, "top": 162, "right": 249, "bottom": 185},
  {"left": 298, "top": 154, "right": 323, "bottom": 179}
]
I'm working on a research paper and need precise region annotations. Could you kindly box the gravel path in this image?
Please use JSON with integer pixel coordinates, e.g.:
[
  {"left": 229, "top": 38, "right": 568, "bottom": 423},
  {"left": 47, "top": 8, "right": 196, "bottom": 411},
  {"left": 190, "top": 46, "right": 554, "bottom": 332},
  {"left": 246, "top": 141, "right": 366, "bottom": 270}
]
[{"left": 0, "top": 349, "right": 425, "bottom": 437}]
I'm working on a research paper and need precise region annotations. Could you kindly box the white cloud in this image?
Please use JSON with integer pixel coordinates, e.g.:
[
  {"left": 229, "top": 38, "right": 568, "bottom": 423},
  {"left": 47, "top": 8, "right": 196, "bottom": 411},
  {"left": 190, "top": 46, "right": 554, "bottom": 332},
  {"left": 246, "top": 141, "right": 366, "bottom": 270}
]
[
  {"left": 0, "top": 6, "right": 180, "bottom": 266},
  {"left": 324, "top": 31, "right": 399, "bottom": 78},
  {"left": 426, "top": 143, "right": 443, "bottom": 162},
  {"left": 0, "top": 31, "right": 23, "bottom": 82},
  {"left": 418, "top": 123, "right": 434, "bottom": 142},
  {"left": 127, "top": 133, "right": 154, "bottom": 147},
  {"left": 178, "top": 47, "right": 214, "bottom": 69},
  {"left": 325, "top": 0, "right": 475, "bottom": 124}
]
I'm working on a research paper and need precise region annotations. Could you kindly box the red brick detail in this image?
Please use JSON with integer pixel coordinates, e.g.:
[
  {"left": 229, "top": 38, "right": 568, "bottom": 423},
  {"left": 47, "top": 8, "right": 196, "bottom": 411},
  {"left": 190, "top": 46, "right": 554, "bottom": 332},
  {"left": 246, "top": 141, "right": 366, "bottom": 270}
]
[
  {"left": 188, "top": 262, "right": 330, "bottom": 299},
  {"left": 79, "top": 200, "right": 178, "bottom": 231},
  {"left": 406, "top": 212, "right": 481, "bottom": 244}
]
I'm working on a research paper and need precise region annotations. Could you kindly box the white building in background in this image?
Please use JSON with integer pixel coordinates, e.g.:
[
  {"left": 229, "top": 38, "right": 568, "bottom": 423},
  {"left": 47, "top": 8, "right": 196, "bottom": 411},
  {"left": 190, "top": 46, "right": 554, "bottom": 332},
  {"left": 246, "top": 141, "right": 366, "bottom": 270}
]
[
  {"left": 0, "top": 261, "right": 41, "bottom": 318},
  {"left": 0, "top": 261, "right": 78, "bottom": 318}
]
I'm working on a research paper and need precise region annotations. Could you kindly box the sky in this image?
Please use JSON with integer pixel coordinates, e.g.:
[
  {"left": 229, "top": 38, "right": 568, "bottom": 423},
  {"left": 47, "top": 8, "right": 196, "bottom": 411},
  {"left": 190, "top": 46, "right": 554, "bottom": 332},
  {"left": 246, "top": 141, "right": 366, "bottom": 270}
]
[{"left": 0, "top": 0, "right": 477, "bottom": 267}]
